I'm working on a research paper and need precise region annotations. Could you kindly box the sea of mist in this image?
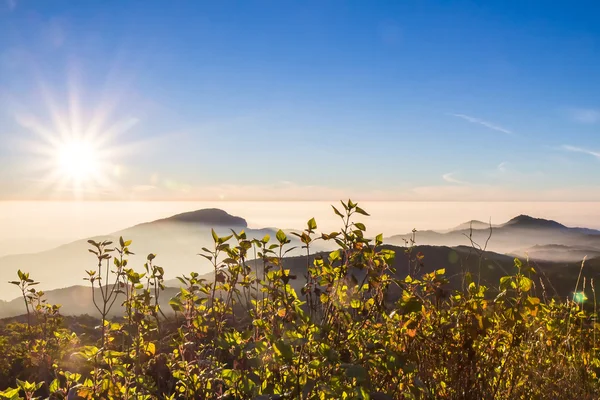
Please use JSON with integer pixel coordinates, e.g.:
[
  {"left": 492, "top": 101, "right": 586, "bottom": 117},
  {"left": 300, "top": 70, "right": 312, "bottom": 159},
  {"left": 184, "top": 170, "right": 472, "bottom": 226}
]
[{"left": 2, "top": 201, "right": 600, "bottom": 256}]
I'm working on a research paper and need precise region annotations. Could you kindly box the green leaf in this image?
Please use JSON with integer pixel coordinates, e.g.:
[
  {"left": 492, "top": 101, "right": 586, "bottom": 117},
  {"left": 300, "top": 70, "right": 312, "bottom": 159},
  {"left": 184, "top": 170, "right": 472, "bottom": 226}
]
[
  {"left": 359, "top": 386, "right": 371, "bottom": 400},
  {"left": 499, "top": 276, "right": 513, "bottom": 291},
  {"left": 351, "top": 299, "right": 361, "bottom": 309},
  {"left": 273, "top": 340, "right": 294, "bottom": 361},
  {"left": 307, "top": 217, "right": 317, "bottom": 230},
  {"left": 211, "top": 229, "right": 219, "bottom": 243},
  {"left": 355, "top": 206, "right": 370, "bottom": 216},
  {"left": 329, "top": 249, "right": 342, "bottom": 262},
  {"left": 527, "top": 296, "right": 541, "bottom": 306},
  {"left": 354, "top": 222, "right": 366, "bottom": 231},
  {"left": 49, "top": 378, "right": 59, "bottom": 392},
  {"left": 332, "top": 205, "right": 344, "bottom": 218},
  {"left": 218, "top": 234, "right": 233, "bottom": 244},
  {"left": 200, "top": 254, "right": 213, "bottom": 262},
  {"left": 169, "top": 297, "right": 184, "bottom": 312},
  {"left": 518, "top": 276, "right": 533, "bottom": 292},
  {"left": 0, "top": 387, "right": 20, "bottom": 400},
  {"left": 276, "top": 229, "right": 287, "bottom": 244}
]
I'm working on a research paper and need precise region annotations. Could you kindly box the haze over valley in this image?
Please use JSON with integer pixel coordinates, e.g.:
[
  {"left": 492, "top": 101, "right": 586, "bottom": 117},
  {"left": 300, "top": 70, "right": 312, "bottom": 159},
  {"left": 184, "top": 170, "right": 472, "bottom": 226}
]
[{"left": 2, "top": 202, "right": 600, "bottom": 316}]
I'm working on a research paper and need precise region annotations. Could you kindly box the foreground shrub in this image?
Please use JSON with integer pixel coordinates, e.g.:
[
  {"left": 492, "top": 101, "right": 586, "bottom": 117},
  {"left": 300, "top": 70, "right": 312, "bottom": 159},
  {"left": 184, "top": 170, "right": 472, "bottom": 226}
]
[{"left": 1, "top": 200, "right": 599, "bottom": 399}]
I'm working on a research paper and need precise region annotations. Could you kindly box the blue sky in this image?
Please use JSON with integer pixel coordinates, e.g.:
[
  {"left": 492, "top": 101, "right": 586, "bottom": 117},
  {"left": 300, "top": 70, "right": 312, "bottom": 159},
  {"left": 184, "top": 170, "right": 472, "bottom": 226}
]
[{"left": 1, "top": 0, "right": 600, "bottom": 201}]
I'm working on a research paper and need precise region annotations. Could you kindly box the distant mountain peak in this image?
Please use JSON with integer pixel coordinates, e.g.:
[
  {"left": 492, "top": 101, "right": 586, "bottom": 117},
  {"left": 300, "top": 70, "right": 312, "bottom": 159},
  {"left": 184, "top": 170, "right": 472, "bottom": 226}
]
[
  {"left": 504, "top": 214, "right": 565, "bottom": 229},
  {"left": 461, "top": 219, "right": 488, "bottom": 227},
  {"left": 157, "top": 208, "right": 248, "bottom": 228},
  {"left": 449, "top": 220, "right": 490, "bottom": 232}
]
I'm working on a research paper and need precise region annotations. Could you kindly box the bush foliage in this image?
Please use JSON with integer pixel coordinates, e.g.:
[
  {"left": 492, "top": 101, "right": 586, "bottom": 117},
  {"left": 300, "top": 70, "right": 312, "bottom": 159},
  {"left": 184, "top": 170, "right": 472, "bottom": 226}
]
[{"left": 1, "top": 200, "right": 600, "bottom": 399}]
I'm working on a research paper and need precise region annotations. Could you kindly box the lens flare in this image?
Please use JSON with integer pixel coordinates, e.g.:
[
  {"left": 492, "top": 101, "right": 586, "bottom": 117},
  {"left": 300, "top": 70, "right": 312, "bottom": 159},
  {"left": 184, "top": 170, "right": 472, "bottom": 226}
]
[
  {"left": 574, "top": 291, "right": 587, "bottom": 303},
  {"left": 13, "top": 81, "right": 143, "bottom": 199},
  {"left": 56, "top": 139, "right": 100, "bottom": 183}
]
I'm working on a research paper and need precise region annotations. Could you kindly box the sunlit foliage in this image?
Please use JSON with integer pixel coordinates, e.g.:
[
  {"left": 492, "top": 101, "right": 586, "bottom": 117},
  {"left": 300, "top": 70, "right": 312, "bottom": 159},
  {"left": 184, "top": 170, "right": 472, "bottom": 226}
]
[{"left": 1, "top": 200, "right": 600, "bottom": 399}]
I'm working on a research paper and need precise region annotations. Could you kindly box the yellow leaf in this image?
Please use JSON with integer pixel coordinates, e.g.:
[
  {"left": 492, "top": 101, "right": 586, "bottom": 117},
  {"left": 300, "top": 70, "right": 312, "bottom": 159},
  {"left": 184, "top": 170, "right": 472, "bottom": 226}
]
[{"left": 144, "top": 342, "right": 156, "bottom": 356}]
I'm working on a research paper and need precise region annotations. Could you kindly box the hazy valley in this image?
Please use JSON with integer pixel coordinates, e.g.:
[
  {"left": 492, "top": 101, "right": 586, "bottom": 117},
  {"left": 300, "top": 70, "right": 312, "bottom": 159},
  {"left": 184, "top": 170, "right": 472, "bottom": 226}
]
[{"left": 2, "top": 206, "right": 599, "bottom": 318}]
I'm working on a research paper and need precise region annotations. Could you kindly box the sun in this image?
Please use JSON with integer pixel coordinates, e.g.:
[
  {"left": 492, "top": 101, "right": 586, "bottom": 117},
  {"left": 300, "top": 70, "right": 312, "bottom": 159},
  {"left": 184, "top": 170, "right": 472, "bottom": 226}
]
[
  {"left": 55, "top": 139, "right": 100, "bottom": 183},
  {"left": 14, "top": 79, "right": 145, "bottom": 199}
]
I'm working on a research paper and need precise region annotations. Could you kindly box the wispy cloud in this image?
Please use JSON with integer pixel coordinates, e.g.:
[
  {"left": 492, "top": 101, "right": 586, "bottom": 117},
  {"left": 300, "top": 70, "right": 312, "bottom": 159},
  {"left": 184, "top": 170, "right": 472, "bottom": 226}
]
[
  {"left": 562, "top": 145, "right": 600, "bottom": 159},
  {"left": 486, "top": 161, "right": 544, "bottom": 183},
  {"left": 442, "top": 172, "right": 469, "bottom": 185},
  {"left": 450, "top": 113, "right": 513, "bottom": 135},
  {"left": 568, "top": 108, "right": 600, "bottom": 124}
]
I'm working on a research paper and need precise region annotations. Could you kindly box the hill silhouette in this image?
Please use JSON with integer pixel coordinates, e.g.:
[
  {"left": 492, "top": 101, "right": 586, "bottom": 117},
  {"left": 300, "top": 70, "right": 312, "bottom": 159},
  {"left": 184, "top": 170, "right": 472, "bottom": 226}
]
[
  {"left": 0, "top": 208, "right": 331, "bottom": 300},
  {"left": 2, "top": 211, "right": 599, "bottom": 310},
  {"left": 502, "top": 214, "right": 566, "bottom": 229},
  {"left": 131, "top": 208, "right": 248, "bottom": 228},
  {"left": 387, "top": 214, "right": 600, "bottom": 259},
  {"left": 3, "top": 242, "right": 599, "bottom": 318},
  {"left": 445, "top": 220, "right": 491, "bottom": 232}
]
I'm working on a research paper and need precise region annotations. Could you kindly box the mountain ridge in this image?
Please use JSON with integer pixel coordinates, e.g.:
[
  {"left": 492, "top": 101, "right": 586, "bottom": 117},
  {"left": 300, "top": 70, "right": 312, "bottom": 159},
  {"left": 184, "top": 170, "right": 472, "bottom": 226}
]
[
  {"left": 501, "top": 214, "right": 566, "bottom": 229},
  {"left": 3, "top": 243, "right": 600, "bottom": 318},
  {"left": 126, "top": 208, "right": 248, "bottom": 230},
  {"left": 2, "top": 209, "right": 600, "bottom": 301},
  {"left": 387, "top": 214, "right": 600, "bottom": 256},
  {"left": 0, "top": 207, "right": 332, "bottom": 300}
]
